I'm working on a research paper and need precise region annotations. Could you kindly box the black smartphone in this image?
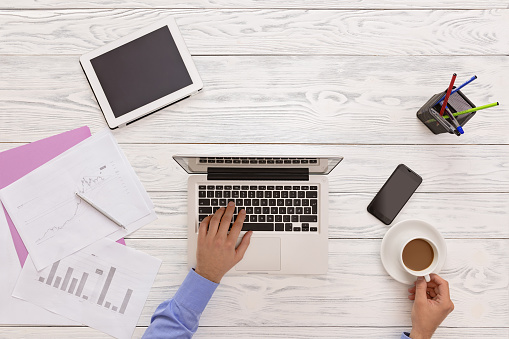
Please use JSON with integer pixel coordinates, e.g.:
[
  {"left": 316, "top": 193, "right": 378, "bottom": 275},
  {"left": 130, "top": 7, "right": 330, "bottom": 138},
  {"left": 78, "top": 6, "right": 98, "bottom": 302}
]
[{"left": 367, "top": 164, "right": 422, "bottom": 225}]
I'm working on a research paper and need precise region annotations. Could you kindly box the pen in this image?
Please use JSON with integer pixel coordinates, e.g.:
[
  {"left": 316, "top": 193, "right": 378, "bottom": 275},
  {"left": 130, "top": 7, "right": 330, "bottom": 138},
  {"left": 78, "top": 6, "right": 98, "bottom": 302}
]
[
  {"left": 425, "top": 102, "right": 500, "bottom": 123},
  {"left": 75, "top": 191, "right": 126, "bottom": 229},
  {"left": 428, "top": 107, "right": 456, "bottom": 134},
  {"left": 444, "top": 106, "right": 464, "bottom": 135},
  {"left": 437, "top": 75, "right": 477, "bottom": 104},
  {"left": 439, "top": 73, "right": 456, "bottom": 117}
]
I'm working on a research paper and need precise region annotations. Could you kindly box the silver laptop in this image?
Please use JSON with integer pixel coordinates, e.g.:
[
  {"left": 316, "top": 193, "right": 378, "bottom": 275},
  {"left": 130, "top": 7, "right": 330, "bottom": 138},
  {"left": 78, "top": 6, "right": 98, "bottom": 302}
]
[{"left": 173, "top": 156, "right": 343, "bottom": 274}]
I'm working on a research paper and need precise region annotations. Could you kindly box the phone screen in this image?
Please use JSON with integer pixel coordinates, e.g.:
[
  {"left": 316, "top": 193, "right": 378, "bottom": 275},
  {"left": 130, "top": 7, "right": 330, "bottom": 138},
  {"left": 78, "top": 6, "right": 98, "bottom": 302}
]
[{"left": 367, "top": 164, "right": 422, "bottom": 225}]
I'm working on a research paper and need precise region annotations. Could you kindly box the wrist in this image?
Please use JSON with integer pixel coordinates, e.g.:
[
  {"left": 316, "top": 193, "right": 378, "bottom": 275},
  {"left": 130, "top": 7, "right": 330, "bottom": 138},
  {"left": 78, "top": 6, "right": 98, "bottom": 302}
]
[
  {"left": 409, "top": 329, "right": 432, "bottom": 339},
  {"left": 194, "top": 267, "right": 221, "bottom": 284}
]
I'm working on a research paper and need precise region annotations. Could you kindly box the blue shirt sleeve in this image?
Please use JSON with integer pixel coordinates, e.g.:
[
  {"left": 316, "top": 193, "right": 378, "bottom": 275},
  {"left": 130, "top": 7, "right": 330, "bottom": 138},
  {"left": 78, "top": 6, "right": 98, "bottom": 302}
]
[
  {"left": 142, "top": 269, "right": 218, "bottom": 339},
  {"left": 401, "top": 332, "right": 411, "bottom": 338}
]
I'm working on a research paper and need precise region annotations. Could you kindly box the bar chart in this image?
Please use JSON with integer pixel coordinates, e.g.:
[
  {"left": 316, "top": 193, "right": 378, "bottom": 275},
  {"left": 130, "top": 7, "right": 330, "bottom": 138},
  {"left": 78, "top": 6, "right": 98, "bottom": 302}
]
[{"left": 37, "top": 261, "right": 133, "bottom": 315}]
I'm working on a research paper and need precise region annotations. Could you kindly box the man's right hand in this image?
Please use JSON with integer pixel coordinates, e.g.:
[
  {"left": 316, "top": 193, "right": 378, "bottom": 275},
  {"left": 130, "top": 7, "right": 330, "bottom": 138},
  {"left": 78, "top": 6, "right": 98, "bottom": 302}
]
[{"left": 407, "top": 273, "right": 454, "bottom": 339}]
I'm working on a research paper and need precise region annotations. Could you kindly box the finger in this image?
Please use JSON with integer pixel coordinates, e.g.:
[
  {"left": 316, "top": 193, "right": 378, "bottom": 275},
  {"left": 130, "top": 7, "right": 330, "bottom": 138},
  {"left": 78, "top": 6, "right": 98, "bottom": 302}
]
[
  {"left": 228, "top": 209, "right": 247, "bottom": 242},
  {"left": 428, "top": 288, "right": 437, "bottom": 298},
  {"left": 207, "top": 207, "right": 225, "bottom": 237},
  {"left": 426, "top": 281, "right": 438, "bottom": 289},
  {"left": 408, "top": 286, "right": 416, "bottom": 293},
  {"left": 217, "top": 201, "right": 235, "bottom": 237},
  {"left": 408, "top": 294, "right": 415, "bottom": 300},
  {"left": 198, "top": 215, "right": 212, "bottom": 241},
  {"left": 414, "top": 277, "right": 428, "bottom": 303},
  {"left": 430, "top": 273, "right": 451, "bottom": 299},
  {"left": 234, "top": 230, "right": 252, "bottom": 263}
]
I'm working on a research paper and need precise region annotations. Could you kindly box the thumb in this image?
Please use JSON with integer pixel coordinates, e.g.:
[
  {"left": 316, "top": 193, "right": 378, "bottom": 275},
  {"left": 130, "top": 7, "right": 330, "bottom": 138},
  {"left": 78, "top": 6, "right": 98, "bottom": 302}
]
[
  {"left": 414, "top": 276, "right": 428, "bottom": 303},
  {"left": 235, "top": 231, "right": 252, "bottom": 263}
]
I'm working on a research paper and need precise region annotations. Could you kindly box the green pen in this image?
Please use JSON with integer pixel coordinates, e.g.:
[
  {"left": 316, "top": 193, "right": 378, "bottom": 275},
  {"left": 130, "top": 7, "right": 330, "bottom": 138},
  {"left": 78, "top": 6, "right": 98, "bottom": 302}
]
[{"left": 425, "top": 102, "right": 499, "bottom": 123}]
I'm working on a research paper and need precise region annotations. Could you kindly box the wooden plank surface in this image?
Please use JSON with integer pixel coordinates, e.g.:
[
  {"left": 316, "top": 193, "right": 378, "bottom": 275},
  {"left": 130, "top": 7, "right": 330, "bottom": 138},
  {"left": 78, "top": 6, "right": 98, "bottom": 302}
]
[
  {"left": 1, "top": 326, "right": 507, "bottom": 339},
  {"left": 5, "top": 0, "right": 509, "bottom": 10},
  {"left": 0, "top": 9, "right": 507, "bottom": 55},
  {"left": 0, "top": 56, "right": 507, "bottom": 144}
]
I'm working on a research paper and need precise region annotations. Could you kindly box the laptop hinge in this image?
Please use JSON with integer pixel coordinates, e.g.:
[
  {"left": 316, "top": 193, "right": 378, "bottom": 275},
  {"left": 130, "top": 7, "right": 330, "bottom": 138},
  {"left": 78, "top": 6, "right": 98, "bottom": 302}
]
[{"left": 207, "top": 167, "right": 309, "bottom": 181}]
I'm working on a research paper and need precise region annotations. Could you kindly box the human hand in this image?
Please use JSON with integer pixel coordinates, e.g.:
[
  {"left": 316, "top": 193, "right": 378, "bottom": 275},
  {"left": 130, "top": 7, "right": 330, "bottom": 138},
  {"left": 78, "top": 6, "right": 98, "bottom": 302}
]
[
  {"left": 195, "top": 201, "right": 252, "bottom": 283},
  {"left": 407, "top": 273, "right": 454, "bottom": 339}
]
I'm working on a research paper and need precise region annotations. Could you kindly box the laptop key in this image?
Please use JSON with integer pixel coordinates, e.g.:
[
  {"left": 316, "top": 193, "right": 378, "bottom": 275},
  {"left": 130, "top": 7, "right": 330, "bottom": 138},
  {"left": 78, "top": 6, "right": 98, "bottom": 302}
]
[
  {"left": 232, "top": 191, "right": 239, "bottom": 198},
  {"left": 263, "top": 207, "right": 270, "bottom": 214},
  {"left": 306, "top": 191, "right": 318, "bottom": 198},
  {"left": 199, "top": 215, "right": 207, "bottom": 222},
  {"left": 207, "top": 191, "right": 214, "bottom": 198},
  {"left": 279, "top": 207, "right": 286, "bottom": 214},
  {"left": 244, "top": 199, "right": 251, "bottom": 206},
  {"left": 246, "top": 207, "right": 254, "bottom": 214},
  {"left": 296, "top": 207, "right": 303, "bottom": 214},
  {"left": 259, "top": 215, "right": 266, "bottom": 222},
  {"left": 291, "top": 215, "right": 299, "bottom": 222},
  {"left": 211, "top": 199, "right": 218, "bottom": 205},
  {"left": 275, "top": 223, "right": 284, "bottom": 231},
  {"left": 287, "top": 207, "right": 295, "bottom": 214},
  {"left": 285, "top": 199, "right": 292, "bottom": 206},
  {"left": 275, "top": 215, "right": 282, "bottom": 222},
  {"left": 293, "top": 227, "right": 301, "bottom": 231},
  {"left": 285, "top": 223, "right": 293, "bottom": 231},
  {"left": 310, "top": 227, "right": 318, "bottom": 232},
  {"left": 199, "top": 191, "right": 206, "bottom": 198},
  {"left": 199, "top": 199, "right": 210, "bottom": 206},
  {"left": 300, "top": 215, "right": 317, "bottom": 222},
  {"left": 250, "top": 215, "right": 257, "bottom": 222},
  {"left": 311, "top": 186, "right": 318, "bottom": 190},
  {"left": 271, "top": 207, "right": 278, "bottom": 214},
  {"left": 261, "top": 199, "right": 268, "bottom": 206},
  {"left": 242, "top": 223, "right": 274, "bottom": 231},
  {"left": 219, "top": 199, "right": 227, "bottom": 206},
  {"left": 236, "top": 199, "right": 243, "bottom": 206},
  {"left": 207, "top": 185, "right": 215, "bottom": 190},
  {"left": 199, "top": 185, "right": 206, "bottom": 189},
  {"left": 254, "top": 207, "right": 262, "bottom": 214},
  {"left": 273, "top": 191, "right": 280, "bottom": 198},
  {"left": 269, "top": 199, "right": 276, "bottom": 206},
  {"left": 267, "top": 215, "right": 274, "bottom": 222},
  {"left": 215, "top": 191, "right": 222, "bottom": 198},
  {"left": 241, "top": 185, "right": 249, "bottom": 190},
  {"left": 283, "top": 215, "right": 290, "bottom": 222},
  {"left": 240, "top": 191, "right": 247, "bottom": 198}
]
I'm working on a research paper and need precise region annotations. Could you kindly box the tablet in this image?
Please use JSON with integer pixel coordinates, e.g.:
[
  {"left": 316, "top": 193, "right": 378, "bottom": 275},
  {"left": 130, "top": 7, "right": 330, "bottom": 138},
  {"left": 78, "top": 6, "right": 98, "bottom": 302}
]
[{"left": 80, "top": 18, "right": 203, "bottom": 129}]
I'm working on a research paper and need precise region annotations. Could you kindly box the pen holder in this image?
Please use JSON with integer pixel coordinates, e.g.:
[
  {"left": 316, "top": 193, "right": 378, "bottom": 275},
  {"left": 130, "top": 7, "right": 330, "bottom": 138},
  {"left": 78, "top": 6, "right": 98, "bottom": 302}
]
[{"left": 416, "top": 89, "right": 477, "bottom": 134}]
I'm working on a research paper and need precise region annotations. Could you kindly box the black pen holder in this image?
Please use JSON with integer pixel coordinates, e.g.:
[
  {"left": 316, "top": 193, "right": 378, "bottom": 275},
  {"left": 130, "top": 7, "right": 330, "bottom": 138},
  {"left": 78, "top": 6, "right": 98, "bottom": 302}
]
[{"left": 416, "top": 89, "right": 477, "bottom": 134}]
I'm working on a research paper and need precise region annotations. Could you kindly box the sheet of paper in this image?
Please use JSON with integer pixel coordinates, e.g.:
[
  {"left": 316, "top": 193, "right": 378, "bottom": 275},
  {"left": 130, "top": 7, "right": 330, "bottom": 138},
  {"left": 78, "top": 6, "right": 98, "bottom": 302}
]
[
  {"left": 0, "top": 203, "right": 78, "bottom": 325},
  {"left": 0, "top": 126, "right": 95, "bottom": 266},
  {"left": 13, "top": 238, "right": 161, "bottom": 339},
  {"left": 0, "top": 130, "right": 153, "bottom": 270}
]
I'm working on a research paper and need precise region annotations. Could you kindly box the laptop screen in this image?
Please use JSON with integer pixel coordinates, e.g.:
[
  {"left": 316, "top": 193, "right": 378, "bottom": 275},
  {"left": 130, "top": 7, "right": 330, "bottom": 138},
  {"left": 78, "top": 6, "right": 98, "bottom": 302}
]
[{"left": 173, "top": 156, "right": 343, "bottom": 175}]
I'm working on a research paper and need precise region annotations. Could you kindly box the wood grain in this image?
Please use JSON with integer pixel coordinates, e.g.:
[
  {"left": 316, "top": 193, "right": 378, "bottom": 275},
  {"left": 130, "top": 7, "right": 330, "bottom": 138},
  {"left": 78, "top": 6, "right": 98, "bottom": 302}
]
[
  {"left": 5, "top": 0, "right": 509, "bottom": 10},
  {"left": 0, "top": 55, "right": 507, "bottom": 144},
  {"left": 0, "top": 326, "right": 507, "bottom": 339},
  {"left": 0, "top": 9, "right": 507, "bottom": 55},
  {"left": 129, "top": 239, "right": 509, "bottom": 327},
  {"left": 124, "top": 192, "right": 509, "bottom": 239}
]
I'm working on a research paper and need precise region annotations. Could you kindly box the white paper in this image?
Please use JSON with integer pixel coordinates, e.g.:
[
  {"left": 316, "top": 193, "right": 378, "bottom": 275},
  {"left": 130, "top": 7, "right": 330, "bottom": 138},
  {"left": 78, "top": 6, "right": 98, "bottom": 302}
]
[
  {"left": 13, "top": 238, "right": 161, "bottom": 339},
  {"left": 0, "top": 204, "right": 77, "bottom": 325},
  {"left": 0, "top": 130, "right": 154, "bottom": 270}
]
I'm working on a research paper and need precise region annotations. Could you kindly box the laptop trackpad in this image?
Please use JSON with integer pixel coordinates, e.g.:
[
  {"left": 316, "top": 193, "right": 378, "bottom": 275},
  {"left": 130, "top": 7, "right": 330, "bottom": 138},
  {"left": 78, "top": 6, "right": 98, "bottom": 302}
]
[{"left": 235, "top": 238, "right": 281, "bottom": 271}]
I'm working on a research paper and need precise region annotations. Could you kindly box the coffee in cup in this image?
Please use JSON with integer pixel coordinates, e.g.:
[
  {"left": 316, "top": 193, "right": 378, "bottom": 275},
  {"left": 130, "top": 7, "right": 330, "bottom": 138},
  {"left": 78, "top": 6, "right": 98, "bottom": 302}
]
[{"left": 400, "top": 237, "right": 439, "bottom": 282}]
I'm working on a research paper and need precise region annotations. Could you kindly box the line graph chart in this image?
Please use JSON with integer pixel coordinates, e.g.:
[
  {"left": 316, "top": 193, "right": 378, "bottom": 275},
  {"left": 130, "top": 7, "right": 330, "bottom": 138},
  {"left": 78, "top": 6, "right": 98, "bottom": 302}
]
[{"left": 0, "top": 131, "right": 152, "bottom": 270}]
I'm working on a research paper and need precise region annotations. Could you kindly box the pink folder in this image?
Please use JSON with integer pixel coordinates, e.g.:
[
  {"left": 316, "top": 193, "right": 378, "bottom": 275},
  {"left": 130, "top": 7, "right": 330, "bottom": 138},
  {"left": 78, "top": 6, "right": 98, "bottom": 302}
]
[{"left": 0, "top": 126, "right": 125, "bottom": 267}]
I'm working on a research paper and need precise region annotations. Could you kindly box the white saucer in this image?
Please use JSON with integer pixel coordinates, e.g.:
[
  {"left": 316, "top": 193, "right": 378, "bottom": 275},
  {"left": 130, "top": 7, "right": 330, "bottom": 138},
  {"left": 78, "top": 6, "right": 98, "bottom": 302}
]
[{"left": 380, "top": 219, "right": 447, "bottom": 285}]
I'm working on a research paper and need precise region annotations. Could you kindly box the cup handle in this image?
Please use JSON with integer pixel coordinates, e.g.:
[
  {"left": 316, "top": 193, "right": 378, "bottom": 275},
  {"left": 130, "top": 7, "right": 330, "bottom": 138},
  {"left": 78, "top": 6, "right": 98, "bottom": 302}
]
[{"left": 424, "top": 274, "right": 431, "bottom": 282}]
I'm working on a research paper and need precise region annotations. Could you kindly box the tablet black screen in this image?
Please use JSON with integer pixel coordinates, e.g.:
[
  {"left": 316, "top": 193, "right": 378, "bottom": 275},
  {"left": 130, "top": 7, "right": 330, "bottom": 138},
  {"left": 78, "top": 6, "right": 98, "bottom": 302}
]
[{"left": 90, "top": 26, "right": 193, "bottom": 118}]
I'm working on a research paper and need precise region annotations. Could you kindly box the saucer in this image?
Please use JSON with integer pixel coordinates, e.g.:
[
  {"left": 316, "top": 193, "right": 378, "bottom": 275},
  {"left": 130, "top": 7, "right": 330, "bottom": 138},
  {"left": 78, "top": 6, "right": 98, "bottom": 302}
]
[{"left": 380, "top": 219, "right": 447, "bottom": 285}]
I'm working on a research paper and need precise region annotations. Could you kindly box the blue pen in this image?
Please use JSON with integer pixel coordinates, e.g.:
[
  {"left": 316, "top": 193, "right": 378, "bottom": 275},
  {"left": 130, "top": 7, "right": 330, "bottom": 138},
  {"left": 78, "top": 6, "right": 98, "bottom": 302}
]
[{"left": 437, "top": 75, "right": 477, "bottom": 104}]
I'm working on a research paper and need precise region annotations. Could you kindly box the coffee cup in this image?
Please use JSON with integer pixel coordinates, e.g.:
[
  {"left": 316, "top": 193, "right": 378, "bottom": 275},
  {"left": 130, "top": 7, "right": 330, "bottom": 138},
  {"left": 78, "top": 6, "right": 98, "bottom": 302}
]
[{"left": 400, "top": 237, "right": 439, "bottom": 282}]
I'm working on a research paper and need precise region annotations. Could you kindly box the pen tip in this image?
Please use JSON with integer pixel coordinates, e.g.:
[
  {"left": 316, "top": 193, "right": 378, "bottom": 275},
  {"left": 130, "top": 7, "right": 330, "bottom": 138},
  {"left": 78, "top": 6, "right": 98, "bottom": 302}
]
[{"left": 474, "top": 75, "right": 477, "bottom": 79}]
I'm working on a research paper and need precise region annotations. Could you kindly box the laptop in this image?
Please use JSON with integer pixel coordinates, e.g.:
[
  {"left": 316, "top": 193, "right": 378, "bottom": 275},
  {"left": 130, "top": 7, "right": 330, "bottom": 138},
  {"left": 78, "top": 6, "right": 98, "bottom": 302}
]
[{"left": 173, "top": 155, "right": 343, "bottom": 274}]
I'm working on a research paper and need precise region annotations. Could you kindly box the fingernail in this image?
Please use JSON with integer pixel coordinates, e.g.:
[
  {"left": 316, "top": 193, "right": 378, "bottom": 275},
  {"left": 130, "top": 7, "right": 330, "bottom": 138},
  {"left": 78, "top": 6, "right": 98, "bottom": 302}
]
[
  {"left": 228, "top": 201, "right": 235, "bottom": 206},
  {"left": 240, "top": 209, "right": 246, "bottom": 214},
  {"left": 417, "top": 276, "right": 424, "bottom": 281}
]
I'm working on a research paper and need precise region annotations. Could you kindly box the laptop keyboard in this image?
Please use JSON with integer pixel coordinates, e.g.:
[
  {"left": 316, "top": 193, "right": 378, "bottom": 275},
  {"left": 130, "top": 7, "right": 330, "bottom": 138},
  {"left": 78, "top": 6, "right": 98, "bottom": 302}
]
[{"left": 198, "top": 184, "right": 319, "bottom": 232}]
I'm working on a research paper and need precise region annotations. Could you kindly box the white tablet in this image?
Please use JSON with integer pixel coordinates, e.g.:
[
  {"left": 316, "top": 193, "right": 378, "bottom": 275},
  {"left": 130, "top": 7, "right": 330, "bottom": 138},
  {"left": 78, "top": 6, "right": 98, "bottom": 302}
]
[{"left": 80, "top": 17, "right": 203, "bottom": 129}]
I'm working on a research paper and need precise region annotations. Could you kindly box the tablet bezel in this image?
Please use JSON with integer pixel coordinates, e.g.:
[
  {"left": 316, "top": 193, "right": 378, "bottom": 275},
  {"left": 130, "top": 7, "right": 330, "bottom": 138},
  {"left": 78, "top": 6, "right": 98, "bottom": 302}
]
[{"left": 80, "top": 17, "right": 203, "bottom": 129}]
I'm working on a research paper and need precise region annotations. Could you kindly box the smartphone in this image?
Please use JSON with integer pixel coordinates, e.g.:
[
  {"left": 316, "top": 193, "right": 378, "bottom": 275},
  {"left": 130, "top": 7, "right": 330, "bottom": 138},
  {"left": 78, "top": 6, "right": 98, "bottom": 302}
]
[{"left": 367, "top": 164, "right": 422, "bottom": 225}]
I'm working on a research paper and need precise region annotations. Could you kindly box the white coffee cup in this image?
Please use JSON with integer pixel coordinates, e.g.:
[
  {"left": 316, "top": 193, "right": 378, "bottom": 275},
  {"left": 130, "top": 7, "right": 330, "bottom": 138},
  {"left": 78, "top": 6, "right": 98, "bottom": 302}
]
[{"left": 399, "top": 237, "right": 439, "bottom": 282}]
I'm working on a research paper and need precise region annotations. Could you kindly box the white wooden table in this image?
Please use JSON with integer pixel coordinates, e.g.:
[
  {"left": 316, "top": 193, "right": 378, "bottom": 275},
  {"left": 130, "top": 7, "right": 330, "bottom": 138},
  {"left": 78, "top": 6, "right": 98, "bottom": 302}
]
[{"left": 1, "top": 1, "right": 508, "bottom": 338}]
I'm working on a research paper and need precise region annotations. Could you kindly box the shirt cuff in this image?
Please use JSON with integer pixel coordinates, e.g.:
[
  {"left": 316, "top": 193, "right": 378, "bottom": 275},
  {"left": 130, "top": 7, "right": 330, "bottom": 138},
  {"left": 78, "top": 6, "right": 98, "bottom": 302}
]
[
  {"left": 400, "top": 332, "right": 411, "bottom": 339},
  {"left": 172, "top": 269, "right": 219, "bottom": 313}
]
